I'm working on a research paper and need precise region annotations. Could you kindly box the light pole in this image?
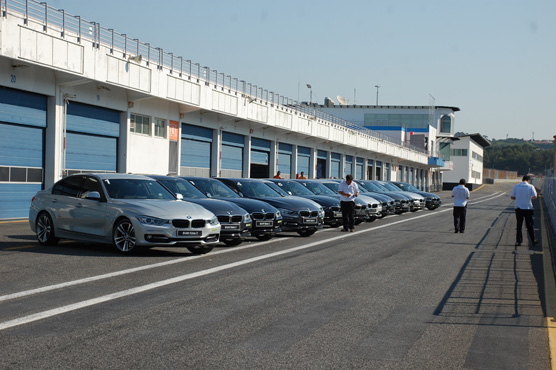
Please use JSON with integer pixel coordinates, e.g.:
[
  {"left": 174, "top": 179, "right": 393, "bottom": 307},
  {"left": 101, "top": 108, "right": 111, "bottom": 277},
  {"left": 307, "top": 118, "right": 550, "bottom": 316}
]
[
  {"left": 375, "top": 85, "right": 380, "bottom": 105},
  {"left": 306, "top": 84, "right": 312, "bottom": 105}
]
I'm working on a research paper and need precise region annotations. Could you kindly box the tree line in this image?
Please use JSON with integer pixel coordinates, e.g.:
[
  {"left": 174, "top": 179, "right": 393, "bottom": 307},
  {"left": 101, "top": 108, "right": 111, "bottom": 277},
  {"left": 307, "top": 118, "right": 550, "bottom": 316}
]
[{"left": 483, "top": 139, "right": 553, "bottom": 176}]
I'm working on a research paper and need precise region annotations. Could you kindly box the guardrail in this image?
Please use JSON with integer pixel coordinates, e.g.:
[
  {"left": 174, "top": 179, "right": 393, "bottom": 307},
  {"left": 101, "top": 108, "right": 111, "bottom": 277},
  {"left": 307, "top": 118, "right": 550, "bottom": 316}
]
[
  {"left": 1, "top": 0, "right": 428, "bottom": 155},
  {"left": 535, "top": 177, "right": 556, "bottom": 236}
]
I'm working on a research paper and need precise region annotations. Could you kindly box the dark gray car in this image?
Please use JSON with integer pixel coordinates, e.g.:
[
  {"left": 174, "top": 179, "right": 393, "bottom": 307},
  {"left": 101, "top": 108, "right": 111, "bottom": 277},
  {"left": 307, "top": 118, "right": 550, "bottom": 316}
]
[{"left": 217, "top": 178, "right": 325, "bottom": 237}]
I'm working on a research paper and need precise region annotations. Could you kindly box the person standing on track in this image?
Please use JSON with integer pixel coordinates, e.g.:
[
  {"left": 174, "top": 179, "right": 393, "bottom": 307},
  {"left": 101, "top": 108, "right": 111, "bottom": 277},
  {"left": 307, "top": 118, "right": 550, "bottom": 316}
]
[
  {"left": 451, "top": 178, "right": 470, "bottom": 233},
  {"left": 338, "top": 174, "right": 359, "bottom": 232},
  {"left": 510, "top": 175, "right": 538, "bottom": 246}
]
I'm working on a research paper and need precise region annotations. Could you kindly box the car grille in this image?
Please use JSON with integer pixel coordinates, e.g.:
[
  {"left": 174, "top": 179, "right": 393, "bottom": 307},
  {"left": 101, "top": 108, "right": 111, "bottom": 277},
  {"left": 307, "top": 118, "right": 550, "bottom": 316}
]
[
  {"left": 300, "top": 210, "right": 318, "bottom": 217},
  {"left": 172, "top": 219, "right": 189, "bottom": 228},
  {"left": 191, "top": 220, "right": 207, "bottom": 228},
  {"left": 369, "top": 204, "right": 378, "bottom": 208},
  {"left": 252, "top": 212, "right": 275, "bottom": 220},
  {"left": 217, "top": 215, "right": 244, "bottom": 223},
  {"left": 330, "top": 206, "right": 340, "bottom": 212},
  {"left": 172, "top": 219, "right": 207, "bottom": 228}
]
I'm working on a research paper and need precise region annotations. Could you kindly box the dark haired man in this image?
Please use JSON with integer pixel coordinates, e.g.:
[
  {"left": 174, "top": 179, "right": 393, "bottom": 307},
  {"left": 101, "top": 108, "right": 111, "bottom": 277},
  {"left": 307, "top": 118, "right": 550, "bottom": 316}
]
[
  {"left": 511, "top": 175, "right": 538, "bottom": 246},
  {"left": 451, "top": 178, "right": 470, "bottom": 233},
  {"left": 338, "top": 174, "right": 359, "bottom": 232}
]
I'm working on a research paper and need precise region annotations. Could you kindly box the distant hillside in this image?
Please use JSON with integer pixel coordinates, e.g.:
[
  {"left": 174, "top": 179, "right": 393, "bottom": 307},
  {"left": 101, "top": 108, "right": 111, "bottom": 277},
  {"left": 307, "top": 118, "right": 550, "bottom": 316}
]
[{"left": 483, "top": 138, "right": 553, "bottom": 175}]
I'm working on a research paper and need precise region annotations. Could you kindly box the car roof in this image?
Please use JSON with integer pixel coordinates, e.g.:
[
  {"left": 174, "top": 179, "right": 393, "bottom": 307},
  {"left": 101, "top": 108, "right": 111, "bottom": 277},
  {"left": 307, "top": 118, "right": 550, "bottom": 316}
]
[{"left": 81, "top": 173, "right": 155, "bottom": 180}]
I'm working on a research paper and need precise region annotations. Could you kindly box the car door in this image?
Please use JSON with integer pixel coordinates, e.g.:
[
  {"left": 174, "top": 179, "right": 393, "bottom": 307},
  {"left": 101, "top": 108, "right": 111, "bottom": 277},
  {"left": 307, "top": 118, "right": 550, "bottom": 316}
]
[
  {"left": 71, "top": 175, "right": 108, "bottom": 237},
  {"left": 50, "top": 175, "right": 85, "bottom": 233}
]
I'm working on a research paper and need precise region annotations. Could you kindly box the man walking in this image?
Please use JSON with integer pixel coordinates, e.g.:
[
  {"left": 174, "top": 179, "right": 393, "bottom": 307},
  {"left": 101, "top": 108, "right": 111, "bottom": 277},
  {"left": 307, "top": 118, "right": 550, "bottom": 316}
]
[
  {"left": 338, "top": 174, "right": 359, "bottom": 232},
  {"left": 510, "top": 175, "right": 538, "bottom": 246},
  {"left": 451, "top": 178, "right": 470, "bottom": 233}
]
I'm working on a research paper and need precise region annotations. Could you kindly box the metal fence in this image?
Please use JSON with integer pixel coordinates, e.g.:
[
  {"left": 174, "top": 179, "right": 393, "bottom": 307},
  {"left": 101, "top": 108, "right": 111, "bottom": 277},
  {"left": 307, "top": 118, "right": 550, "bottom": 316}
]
[
  {"left": 534, "top": 177, "right": 556, "bottom": 237},
  {"left": 1, "top": 0, "right": 428, "bottom": 154}
]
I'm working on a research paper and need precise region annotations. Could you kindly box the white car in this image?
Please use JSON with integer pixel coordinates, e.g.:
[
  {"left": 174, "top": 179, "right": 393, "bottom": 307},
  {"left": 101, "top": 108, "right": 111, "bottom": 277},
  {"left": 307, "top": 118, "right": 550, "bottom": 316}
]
[{"left": 29, "top": 173, "right": 221, "bottom": 254}]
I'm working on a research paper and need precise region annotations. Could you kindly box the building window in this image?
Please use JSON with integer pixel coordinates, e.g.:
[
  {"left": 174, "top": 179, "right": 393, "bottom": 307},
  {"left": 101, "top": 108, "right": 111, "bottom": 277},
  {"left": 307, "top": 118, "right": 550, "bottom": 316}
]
[
  {"left": 440, "top": 115, "right": 451, "bottom": 133},
  {"left": 472, "top": 170, "right": 481, "bottom": 179},
  {"left": 130, "top": 113, "right": 150, "bottom": 135},
  {"left": 451, "top": 149, "right": 468, "bottom": 156},
  {"left": 472, "top": 151, "right": 483, "bottom": 161},
  {"left": 154, "top": 118, "right": 166, "bottom": 138}
]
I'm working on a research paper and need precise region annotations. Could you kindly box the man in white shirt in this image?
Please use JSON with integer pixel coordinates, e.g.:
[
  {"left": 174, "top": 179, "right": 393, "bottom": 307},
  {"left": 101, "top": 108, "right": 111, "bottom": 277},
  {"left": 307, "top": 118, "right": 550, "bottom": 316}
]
[
  {"left": 451, "top": 179, "right": 470, "bottom": 233},
  {"left": 338, "top": 174, "right": 359, "bottom": 232},
  {"left": 510, "top": 175, "right": 538, "bottom": 246}
]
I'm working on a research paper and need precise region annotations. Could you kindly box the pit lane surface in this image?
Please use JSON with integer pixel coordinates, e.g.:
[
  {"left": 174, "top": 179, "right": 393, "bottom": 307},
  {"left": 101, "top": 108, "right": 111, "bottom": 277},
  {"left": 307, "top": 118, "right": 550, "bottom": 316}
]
[{"left": 0, "top": 183, "right": 551, "bottom": 369}]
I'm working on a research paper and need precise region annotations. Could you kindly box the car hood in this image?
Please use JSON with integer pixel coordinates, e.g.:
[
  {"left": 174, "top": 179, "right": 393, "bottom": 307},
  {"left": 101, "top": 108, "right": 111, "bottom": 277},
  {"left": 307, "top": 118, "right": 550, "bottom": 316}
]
[
  {"left": 184, "top": 198, "right": 248, "bottom": 216},
  {"left": 358, "top": 194, "right": 379, "bottom": 204},
  {"left": 301, "top": 195, "right": 340, "bottom": 207},
  {"left": 111, "top": 199, "right": 216, "bottom": 219},
  {"left": 396, "top": 191, "right": 425, "bottom": 200},
  {"left": 211, "top": 197, "right": 279, "bottom": 214},
  {"left": 412, "top": 191, "right": 440, "bottom": 199},
  {"left": 251, "top": 196, "right": 321, "bottom": 211},
  {"left": 361, "top": 192, "right": 393, "bottom": 203}
]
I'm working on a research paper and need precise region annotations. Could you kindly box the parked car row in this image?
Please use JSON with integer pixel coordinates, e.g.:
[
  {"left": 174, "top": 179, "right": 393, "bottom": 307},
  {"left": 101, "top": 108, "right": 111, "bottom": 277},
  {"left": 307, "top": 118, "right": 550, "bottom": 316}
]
[{"left": 29, "top": 173, "right": 441, "bottom": 255}]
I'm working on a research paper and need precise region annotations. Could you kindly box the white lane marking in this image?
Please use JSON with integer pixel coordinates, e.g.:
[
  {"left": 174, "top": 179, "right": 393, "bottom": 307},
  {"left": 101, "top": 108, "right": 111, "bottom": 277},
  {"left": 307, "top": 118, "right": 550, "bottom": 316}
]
[
  {"left": 0, "top": 236, "right": 291, "bottom": 303},
  {"left": 0, "top": 192, "right": 508, "bottom": 331}
]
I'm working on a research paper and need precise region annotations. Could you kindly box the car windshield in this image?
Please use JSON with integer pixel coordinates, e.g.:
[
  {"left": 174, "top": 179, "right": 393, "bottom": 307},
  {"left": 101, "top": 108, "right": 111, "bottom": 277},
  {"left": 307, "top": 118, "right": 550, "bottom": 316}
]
[
  {"left": 264, "top": 181, "right": 290, "bottom": 196},
  {"left": 397, "top": 182, "right": 419, "bottom": 192},
  {"left": 187, "top": 178, "right": 240, "bottom": 198},
  {"left": 273, "top": 181, "right": 314, "bottom": 196},
  {"left": 236, "top": 181, "right": 281, "bottom": 198},
  {"left": 366, "top": 181, "right": 388, "bottom": 192},
  {"left": 103, "top": 179, "right": 175, "bottom": 200},
  {"left": 355, "top": 181, "right": 371, "bottom": 192},
  {"left": 299, "top": 181, "right": 336, "bottom": 195},
  {"left": 321, "top": 182, "right": 340, "bottom": 193},
  {"left": 157, "top": 179, "right": 206, "bottom": 199},
  {"left": 381, "top": 182, "right": 402, "bottom": 191}
]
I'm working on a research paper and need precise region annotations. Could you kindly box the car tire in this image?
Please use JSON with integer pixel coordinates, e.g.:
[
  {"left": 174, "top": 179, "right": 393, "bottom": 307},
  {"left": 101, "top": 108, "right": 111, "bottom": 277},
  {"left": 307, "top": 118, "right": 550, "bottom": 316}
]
[
  {"left": 366, "top": 216, "right": 377, "bottom": 222},
  {"left": 186, "top": 245, "right": 214, "bottom": 254},
  {"left": 223, "top": 238, "right": 243, "bottom": 247},
  {"left": 255, "top": 234, "right": 273, "bottom": 241},
  {"left": 36, "top": 212, "right": 59, "bottom": 246},
  {"left": 112, "top": 218, "right": 137, "bottom": 253},
  {"left": 297, "top": 230, "right": 316, "bottom": 237}
]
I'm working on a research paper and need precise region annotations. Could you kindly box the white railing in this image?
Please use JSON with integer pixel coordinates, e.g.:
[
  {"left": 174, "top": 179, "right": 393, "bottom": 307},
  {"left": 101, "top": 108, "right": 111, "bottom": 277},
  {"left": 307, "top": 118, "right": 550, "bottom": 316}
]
[{"left": 1, "top": 0, "right": 427, "bottom": 155}]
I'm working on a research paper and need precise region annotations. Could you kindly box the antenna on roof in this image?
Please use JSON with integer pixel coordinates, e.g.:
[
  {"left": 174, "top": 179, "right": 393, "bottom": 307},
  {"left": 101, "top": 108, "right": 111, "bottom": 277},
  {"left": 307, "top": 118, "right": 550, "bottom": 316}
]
[{"left": 336, "top": 95, "right": 348, "bottom": 105}]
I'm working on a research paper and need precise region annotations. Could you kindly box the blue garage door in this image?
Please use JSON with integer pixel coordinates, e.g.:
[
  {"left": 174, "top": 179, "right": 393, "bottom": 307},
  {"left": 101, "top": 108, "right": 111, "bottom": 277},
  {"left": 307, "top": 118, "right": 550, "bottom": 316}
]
[
  {"left": 345, "top": 155, "right": 353, "bottom": 177},
  {"left": 0, "top": 87, "right": 46, "bottom": 219},
  {"left": 181, "top": 123, "right": 212, "bottom": 169},
  {"left": 222, "top": 132, "right": 244, "bottom": 171},
  {"left": 330, "top": 152, "right": 341, "bottom": 179},
  {"left": 65, "top": 102, "right": 120, "bottom": 173},
  {"left": 277, "top": 143, "right": 292, "bottom": 176},
  {"left": 297, "top": 146, "right": 311, "bottom": 177}
]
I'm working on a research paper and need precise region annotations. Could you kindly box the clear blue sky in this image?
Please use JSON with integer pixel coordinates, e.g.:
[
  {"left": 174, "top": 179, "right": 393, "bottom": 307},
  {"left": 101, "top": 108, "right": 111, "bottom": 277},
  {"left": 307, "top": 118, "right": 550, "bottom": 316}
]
[{"left": 51, "top": 0, "right": 556, "bottom": 140}]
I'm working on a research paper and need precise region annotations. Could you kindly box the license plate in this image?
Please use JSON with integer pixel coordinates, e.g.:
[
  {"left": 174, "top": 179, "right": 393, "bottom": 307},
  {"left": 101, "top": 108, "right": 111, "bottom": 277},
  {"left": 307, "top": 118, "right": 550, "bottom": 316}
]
[
  {"left": 256, "top": 221, "right": 273, "bottom": 227},
  {"left": 303, "top": 218, "right": 317, "bottom": 224},
  {"left": 177, "top": 230, "right": 201, "bottom": 237},
  {"left": 223, "top": 225, "right": 240, "bottom": 230},
  {"left": 333, "top": 211, "right": 342, "bottom": 217}
]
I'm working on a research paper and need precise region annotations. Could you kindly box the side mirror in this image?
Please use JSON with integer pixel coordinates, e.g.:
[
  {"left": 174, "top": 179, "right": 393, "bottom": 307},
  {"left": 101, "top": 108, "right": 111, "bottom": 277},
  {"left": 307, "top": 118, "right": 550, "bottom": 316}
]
[
  {"left": 175, "top": 193, "right": 184, "bottom": 200},
  {"left": 86, "top": 191, "right": 101, "bottom": 200}
]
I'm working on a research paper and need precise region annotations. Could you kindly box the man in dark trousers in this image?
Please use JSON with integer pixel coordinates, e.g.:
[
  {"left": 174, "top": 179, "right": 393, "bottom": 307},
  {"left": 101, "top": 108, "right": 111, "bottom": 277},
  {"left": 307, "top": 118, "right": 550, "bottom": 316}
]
[
  {"left": 510, "top": 175, "right": 538, "bottom": 246},
  {"left": 451, "top": 179, "right": 470, "bottom": 233},
  {"left": 338, "top": 174, "right": 359, "bottom": 232}
]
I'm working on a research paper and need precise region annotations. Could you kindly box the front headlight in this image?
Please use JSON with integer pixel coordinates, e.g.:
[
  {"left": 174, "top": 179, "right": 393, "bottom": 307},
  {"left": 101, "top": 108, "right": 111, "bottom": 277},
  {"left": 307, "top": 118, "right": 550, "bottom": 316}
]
[
  {"left": 136, "top": 215, "right": 169, "bottom": 226},
  {"left": 276, "top": 211, "right": 281, "bottom": 218},
  {"left": 209, "top": 216, "right": 219, "bottom": 226},
  {"left": 318, "top": 209, "right": 325, "bottom": 218},
  {"left": 281, "top": 209, "right": 298, "bottom": 217},
  {"left": 244, "top": 214, "right": 252, "bottom": 223}
]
